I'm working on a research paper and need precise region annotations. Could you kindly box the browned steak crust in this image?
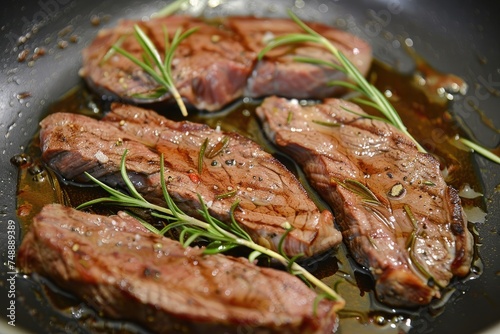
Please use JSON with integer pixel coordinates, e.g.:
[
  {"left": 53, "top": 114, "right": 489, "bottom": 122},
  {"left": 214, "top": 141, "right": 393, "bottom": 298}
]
[
  {"left": 39, "top": 104, "right": 342, "bottom": 257},
  {"left": 18, "top": 204, "right": 340, "bottom": 333},
  {"left": 256, "top": 96, "right": 473, "bottom": 307},
  {"left": 80, "top": 15, "right": 371, "bottom": 111}
]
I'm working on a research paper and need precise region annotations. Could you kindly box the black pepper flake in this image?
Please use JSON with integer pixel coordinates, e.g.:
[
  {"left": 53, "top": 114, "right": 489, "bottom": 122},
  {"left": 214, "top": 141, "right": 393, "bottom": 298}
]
[
  {"left": 143, "top": 267, "right": 161, "bottom": 278},
  {"left": 427, "top": 278, "right": 436, "bottom": 288},
  {"left": 225, "top": 159, "right": 236, "bottom": 166}
]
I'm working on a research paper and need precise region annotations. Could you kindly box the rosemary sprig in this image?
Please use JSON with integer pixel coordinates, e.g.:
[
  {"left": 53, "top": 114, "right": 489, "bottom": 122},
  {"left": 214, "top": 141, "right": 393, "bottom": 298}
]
[
  {"left": 260, "top": 10, "right": 500, "bottom": 164},
  {"left": 77, "top": 150, "right": 345, "bottom": 310},
  {"left": 258, "top": 10, "right": 425, "bottom": 152},
  {"left": 112, "top": 24, "right": 198, "bottom": 117}
]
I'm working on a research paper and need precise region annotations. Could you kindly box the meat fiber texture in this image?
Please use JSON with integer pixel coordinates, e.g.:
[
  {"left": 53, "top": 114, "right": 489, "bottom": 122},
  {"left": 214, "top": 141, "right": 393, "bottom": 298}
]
[
  {"left": 80, "top": 15, "right": 372, "bottom": 111},
  {"left": 39, "top": 103, "right": 342, "bottom": 258},
  {"left": 256, "top": 96, "right": 473, "bottom": 307},
  {"left": 18, "top": 204, "right": 340, "bottom": 334}
]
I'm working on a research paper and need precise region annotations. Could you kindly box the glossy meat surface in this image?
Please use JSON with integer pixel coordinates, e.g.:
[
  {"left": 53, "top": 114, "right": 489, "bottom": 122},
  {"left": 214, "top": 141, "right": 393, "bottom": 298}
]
[
  {"left": 39, "top": 104, "right": 342, "bottom": 257},
  {"left": 18, "top": 204, "right": 339, "bottom": 333},
  {"left": 80, "top": 15, "right": 372, "bottom": 111},
  {"left": 256, "top": 96, "right": 473, "bottom": 307}
]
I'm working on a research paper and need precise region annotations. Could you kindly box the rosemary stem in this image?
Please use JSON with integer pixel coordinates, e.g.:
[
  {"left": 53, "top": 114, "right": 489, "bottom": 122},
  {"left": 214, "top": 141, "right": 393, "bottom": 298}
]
[
  {"left": 319, "top": 36, "right": 426, "bottom": 152},
  {"left": 151, "top": 204, "right": 344, "bottom": 305},
  {"left": 160, "top": 202, "right": 345, "bottom": 306},
  {"left": 170, "top": 84, "right": 188, "bottom": 117}
]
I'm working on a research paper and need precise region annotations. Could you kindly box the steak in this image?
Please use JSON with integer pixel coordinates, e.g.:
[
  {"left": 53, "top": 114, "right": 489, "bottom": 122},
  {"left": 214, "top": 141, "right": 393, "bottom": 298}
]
[
  {"left": 18, "top": 204, "right": 340, "bottom": 333},
  {"left": 80, "top": 15, "right": 372, "bottom": 111},
  {"left": 40, "top": 104, "right": 342, "bottom": 257},
  {"left": 80, "top": 16, "right": 254, "bottom": 112},
  {"left": 256, "top": 96, "right": 473, "bottom": 307},
  {"left": 226, "top": 17, "right": 372, "bottom": 99}
]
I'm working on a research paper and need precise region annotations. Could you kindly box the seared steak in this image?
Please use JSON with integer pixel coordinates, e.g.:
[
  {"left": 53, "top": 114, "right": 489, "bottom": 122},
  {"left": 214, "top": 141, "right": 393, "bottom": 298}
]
[
  {"left": 80, "top": 16, "right": 254, "bottom": 112},
  {"left": 18, "top": 204, "right": 340, "bottom": 333},
  {"left": 40, "top": 104, "right": 342, "bottom": 257},
  {"left": 80, "top": 15, "right": 372, "bottom": 111},
  {"left": 227, "top": 17, "right": 371, "bottom": 99},
  {"left": 256, "top": 96, "right": 473, "bottom": 307}
]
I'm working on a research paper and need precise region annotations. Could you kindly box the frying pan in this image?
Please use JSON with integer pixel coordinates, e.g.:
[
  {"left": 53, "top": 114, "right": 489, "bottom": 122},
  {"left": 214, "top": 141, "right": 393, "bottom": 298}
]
[{"left": 1, "top": 0, "right": 499, "bottom": 333}]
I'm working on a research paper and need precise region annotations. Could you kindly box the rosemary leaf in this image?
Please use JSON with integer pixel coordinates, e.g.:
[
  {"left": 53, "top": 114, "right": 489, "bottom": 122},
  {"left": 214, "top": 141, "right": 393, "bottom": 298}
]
[
  {"left": 293, "top": 56, "right": 345, "bottom": 72},
  {"left": 228, "top": 200, "right": 253, "bottom": 241},
  {"left": 112, "top": 45, "right": 170, "bottom": 90},
  {"left": 403, "top": 205, "right": 444, "bottom": 288},
  {"left": 125, "top": 211, "right": 163, "bottom": 235},
  {"left": 258, "top": 34, "right": 319, "bottom": 61},
  {"left": 287, "top": 110, "right": 293, "bottom": 124},
  {"left": 100, "top": 35, "right": 127, "bottom": 65},
  {"left": 327, "top": 80, "right": 363, "bottom": 93},
  {"left": 339, "top": 105, "right": 388, "bottom": 123},
  {"left": 343, "top": 179, "right": 380, "bottom": 204},
  {"left": 346, "top": 98, "right": 386, "bottom": 115},
  {"left": 120, "top": 150, "right": 147, "bottom": 201},
  {"left": 215, "top": 189, "right": 237, "bottom": 200},
  {"left": 132, "top": 87, "right": 168, "bottom": 99},
  {"left": 311, "top": 119, "right": 341, "bottom": 127},
  {"left": 199, "top": 138, "right": 209, "bottom": 174}
]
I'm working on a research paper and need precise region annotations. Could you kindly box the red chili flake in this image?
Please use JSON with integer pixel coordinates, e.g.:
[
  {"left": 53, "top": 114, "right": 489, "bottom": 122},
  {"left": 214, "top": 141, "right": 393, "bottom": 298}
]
[{"left": 188, "top": 173, "right": 201, "bottom": 184}]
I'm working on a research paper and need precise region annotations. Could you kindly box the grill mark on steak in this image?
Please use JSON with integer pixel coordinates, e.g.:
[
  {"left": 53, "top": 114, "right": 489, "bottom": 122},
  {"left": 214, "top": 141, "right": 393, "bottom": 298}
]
[
  {"left": 255, "top": 96, "right": 473, "bottom": 307},
  {"left": 80, "top": 15, "right": 371, "bottom": 111},
  {"left": 39, "top": 104, "right": 342, "bottom": 257},
  {"left": 17, "top": 204, "right": 339, "bottom": 333}
]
